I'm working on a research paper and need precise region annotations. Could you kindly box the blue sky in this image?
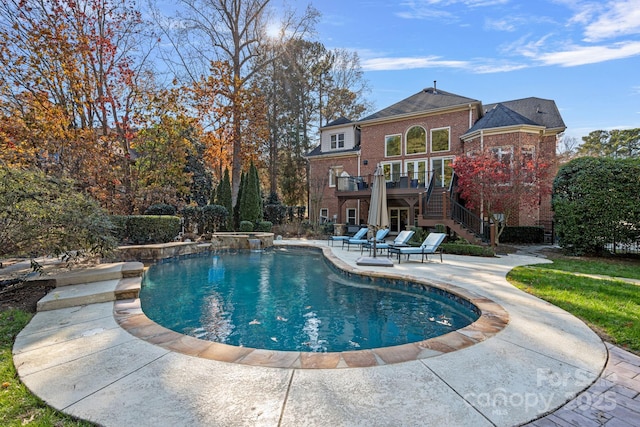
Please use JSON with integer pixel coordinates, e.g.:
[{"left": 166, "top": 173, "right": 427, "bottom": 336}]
[{"left": 304, "top": 0, "right": 640, "bottom": 141}]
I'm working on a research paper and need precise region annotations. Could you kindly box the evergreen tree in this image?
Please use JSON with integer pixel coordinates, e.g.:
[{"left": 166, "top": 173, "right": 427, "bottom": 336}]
[
  {"left": 240, "top": 161, "right": 262, "bottom": 224},
  {"left": 233, "top": 171, "right": 246, "bottom": 230},
  {"left": 215, "top": 168, "right": 233, "bottom": 230}
]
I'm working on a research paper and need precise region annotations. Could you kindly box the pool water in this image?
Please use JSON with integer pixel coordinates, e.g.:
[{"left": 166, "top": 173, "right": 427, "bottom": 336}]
[{"left": 140, "top": 247, "right": 479, "bottom": 352}]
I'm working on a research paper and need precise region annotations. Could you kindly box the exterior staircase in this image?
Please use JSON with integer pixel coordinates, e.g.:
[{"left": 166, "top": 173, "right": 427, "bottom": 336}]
[
  {"left": 33, "top": 262, "right": 144, "bottom": 312},
  {"left": 417, "top": 176, "right": 493, "bottom": 245}
]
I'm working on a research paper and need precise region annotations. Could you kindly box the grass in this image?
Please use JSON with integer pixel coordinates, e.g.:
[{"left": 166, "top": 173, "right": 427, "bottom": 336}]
[
  {"left": 534, "top": 257, "right": 640, "bottom": 280},
  {"left": 0, "top": 309, "right": 95, "bottom": 427},
  {"left": 507, "top": 258, "right": 640, "bottom": 354}
]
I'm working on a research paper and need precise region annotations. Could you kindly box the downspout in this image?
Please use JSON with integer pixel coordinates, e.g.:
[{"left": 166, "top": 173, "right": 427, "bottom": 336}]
[
  {"left": 480, "top": 129, "right": 484, "bottom": 235},
  {"left": 468, "top": 104, "right": 473, "bottom": 128},
  {"left": 357, "top": 146, "right": 361, "bottom": 225}
]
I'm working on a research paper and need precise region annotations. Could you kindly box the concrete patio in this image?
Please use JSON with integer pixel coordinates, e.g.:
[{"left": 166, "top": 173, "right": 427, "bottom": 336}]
[{"left": 12, "top": 239, "right": 613, "bottom": 426}]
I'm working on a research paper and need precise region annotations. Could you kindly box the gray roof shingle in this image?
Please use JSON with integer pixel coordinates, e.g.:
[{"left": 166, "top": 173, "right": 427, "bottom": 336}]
[
  {"left": 359, "top": 87, "right": 480, "bottom": 123},
  {"left": 482, "top": 97, "right": 566, "bottom": 130}
]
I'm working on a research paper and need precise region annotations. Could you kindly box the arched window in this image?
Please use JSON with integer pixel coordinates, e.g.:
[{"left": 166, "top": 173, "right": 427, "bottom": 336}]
[{"left": 406, "top": 126, "right": 426, "bottom": 154}]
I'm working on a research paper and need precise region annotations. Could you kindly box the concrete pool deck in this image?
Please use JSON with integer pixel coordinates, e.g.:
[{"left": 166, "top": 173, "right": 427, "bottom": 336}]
[{"left": 11, "top": 239, "right": 621, "bottom": 426}]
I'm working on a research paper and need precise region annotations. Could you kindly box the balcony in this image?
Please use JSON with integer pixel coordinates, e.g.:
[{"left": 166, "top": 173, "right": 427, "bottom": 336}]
[{"left": 335, "top": 174, "right": 427, "bottom": 195}]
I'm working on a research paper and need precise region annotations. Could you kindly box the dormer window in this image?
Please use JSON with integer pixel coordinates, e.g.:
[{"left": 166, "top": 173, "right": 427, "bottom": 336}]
[{"left": 330, "top": 133, "right": 345, "bottom": 149}]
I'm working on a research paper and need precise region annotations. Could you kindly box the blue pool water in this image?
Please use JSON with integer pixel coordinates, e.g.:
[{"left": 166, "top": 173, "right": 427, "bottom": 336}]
[{"left": 140, "top": 247, "right": 479, "bottom": 352}]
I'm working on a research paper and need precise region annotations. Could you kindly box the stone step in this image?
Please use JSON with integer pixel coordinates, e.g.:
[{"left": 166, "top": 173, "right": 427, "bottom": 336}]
[{"left": 35, "top": 262, "right": 144, "bottom": 312}]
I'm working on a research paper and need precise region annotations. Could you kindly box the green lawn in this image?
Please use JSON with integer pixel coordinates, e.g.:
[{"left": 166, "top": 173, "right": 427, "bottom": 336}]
[
  {"left": 507, "top": 259, "right": 640, "bottom": 354},
  {"left": 0, "top": 310, "right": 94, "bottom": 427},
  {"left": 534, "top": 258, "right": 640, "bottom": 280}
]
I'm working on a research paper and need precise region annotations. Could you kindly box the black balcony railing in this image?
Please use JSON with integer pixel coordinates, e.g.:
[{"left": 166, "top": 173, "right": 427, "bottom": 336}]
[{"left": 336, "top": 173, "right": 428, "bottom": 192}]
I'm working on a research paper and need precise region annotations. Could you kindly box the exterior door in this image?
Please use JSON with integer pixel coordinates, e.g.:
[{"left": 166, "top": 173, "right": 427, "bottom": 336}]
[
  {"left": 405, "top": 159, "right": 427, "bottom": 187},
  {"left": 389, "top": 208, "right": 409, "bottom": 233}
]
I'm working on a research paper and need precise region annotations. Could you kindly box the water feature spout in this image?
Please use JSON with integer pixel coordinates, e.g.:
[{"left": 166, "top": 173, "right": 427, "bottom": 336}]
[{"left": 248, "top": 238, "right": 262, "bottom": 252}]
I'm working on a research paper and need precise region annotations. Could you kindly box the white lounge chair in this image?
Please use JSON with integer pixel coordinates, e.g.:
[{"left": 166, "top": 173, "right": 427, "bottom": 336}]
[{"left": 389, "top": 232, "right": 446, "bottom": 263}]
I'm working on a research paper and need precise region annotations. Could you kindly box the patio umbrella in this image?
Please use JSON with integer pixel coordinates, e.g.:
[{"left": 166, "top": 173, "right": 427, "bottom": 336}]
[{"left": 367, "top": 164, "right": 389, "bottom": 258}]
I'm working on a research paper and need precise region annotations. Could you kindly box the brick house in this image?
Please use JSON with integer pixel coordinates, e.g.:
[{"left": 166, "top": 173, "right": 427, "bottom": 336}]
[{"left": 305, "top": 86, "right": 565, "bottom": 241}]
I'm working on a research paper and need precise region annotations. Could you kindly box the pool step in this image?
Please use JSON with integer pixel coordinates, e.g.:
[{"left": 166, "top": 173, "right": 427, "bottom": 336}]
[{"left": 36, "top": 262, "right": 143, "bottom": 312}]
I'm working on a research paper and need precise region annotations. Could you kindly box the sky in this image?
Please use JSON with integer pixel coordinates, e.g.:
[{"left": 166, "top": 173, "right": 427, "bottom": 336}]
[{"left": 295, "top": 0, "right": 640, "bottom": 141}]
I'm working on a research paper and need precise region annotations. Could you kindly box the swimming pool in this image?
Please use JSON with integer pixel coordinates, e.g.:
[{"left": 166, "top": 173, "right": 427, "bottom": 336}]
[{"left": 140, "top": 247, "right": 479, "bottom": 353}]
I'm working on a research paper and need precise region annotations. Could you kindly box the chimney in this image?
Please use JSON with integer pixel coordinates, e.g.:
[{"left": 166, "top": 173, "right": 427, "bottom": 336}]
[{"left": 433, "top": 80, "right": 437, "bottom": 94}]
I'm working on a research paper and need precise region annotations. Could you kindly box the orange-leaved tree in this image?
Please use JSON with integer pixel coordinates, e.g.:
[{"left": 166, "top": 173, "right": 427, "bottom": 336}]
[{"left": 0, "top": 0, "right": 154, "bottom": 213}]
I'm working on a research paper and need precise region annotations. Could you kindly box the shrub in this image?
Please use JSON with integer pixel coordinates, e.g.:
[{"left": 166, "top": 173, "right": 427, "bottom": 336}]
[
  {"left": 201, "top": 204, "right": 228, "bottom": 233},
  {"left": 239, "top": 221, "right": 254, "bottom": 232},
  {"left": 122, "top": 215, "right": 181, "bottom": 244},
  {"left": 110, "top": 215, "right": 129, "bottom": 243},
  {"left": 409, "top": 226, "right": 429, "bottom": 246},
  {"left": 256, "top": 221, "right": 273, "bottom": 232},
  {"left": 500, "top": 226, "right": 545, "bottom": 244},
  {"left": 144, "top": 203, "right": 176, "bottom": 216},
  {"left": 0, "top": 168, "right": 116, "bottom": 258},
  {"left": 441, "top": 243, "right": 495, "bottom": 257},
  {"left": 553, "top": 157, "right": 640, "bottom": 255},
  {"left": 180, "top": 206, "right": 201, "bottom": 234}
]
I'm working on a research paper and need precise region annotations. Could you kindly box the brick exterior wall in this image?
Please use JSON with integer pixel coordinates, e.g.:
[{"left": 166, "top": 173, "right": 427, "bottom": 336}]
[{"left": 307, "top": 96, "right": 561, "bottom": 234}]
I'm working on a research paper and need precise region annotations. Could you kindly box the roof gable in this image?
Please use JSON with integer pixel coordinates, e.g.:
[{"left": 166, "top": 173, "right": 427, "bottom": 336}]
[
  {"left": 482, "top": 97, "right": 566, "bottom": 130},
  {"left": 359, "top": 87, "right": 479, "bottom": 122},
  {"left": 466, "top": 103, "right": 539, "bottom": 134}
]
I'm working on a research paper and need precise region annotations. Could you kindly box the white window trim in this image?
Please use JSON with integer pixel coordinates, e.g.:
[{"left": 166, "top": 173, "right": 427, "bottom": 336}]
[
  {"left": 430, "top": 126, "right": 451, "bottom": 153},
  {"left": 329, "top": 168, "right": 337, "bottom": 188},
  {"left": 385, "top": 134, "right": 402, "bottom": 157},
  {"left": 381, "top": 161, "right": 402, "bottom": 182},
  {"left": 346, "top": 208, "right": 357, "bottom": 225},
  {"left": 405, "top": 125, "right": 427, "bottom": 155},
  {"left": 330, "top": 133, "right": 345, "bottom": 150},
  {"left": 320, "top": 208, "right": 329, "bottom": 223}
]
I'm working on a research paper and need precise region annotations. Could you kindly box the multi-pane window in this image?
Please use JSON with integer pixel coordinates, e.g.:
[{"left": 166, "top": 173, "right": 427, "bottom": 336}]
[
  {"left": 382, "top": 161, "right": 401, "bottom": 182},
  {"left": 385, "top": 134, "right": 401, "bottom": 157},
  {"left": 320, "top": 208, "right": 329, "bottom": 223},
  {"left": 491, "top": 146, "right": 513, "bottom": 165},
  {"left": 346, "top": 208, "right": 357, "bottom": 225},
  {"left": 406, "top": 126, "right": 426, "bottom": 154},
  {"left": 521, "top": 146, "right": 535, "bottom": 166},
  {"left": 431, "top": 157, "right": 454, "bottom": 187},
  {"left": 431, "top": 127, "right": 450, "bottom": 152},
  {"left": 521, "top": 146, "right": 536, "bottom": 184},
  {"left": 330, "top": 133, "right": 345, "bottom": 149}
]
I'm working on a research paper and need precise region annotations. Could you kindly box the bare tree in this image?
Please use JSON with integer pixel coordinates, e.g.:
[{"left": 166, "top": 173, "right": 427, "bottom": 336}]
[
  {"left": 154, "top": 0, "right": 319, "bottom": 205},
  {"left": 557, "top": 135, "right": 580, "bottom": 164}
]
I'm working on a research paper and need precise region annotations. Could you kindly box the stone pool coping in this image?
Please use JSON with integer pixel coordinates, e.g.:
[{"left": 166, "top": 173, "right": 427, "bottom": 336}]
[{"left": 114, "top": 244, "right": 508, "bottom": 369}]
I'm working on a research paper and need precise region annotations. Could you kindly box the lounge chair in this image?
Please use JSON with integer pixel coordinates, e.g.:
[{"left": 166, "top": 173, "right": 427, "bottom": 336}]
[
  {"left": 361, "top": 229, "right": 415, "bottom": 255},
  {"left": 345, "top": 228, "right": 389, "bottom": 251},
  {"left": 389, "top": 232, "right": 446, "bottom": 263},
  {"left": 328, "top": 227, "right": 367, "bottom": 247}
]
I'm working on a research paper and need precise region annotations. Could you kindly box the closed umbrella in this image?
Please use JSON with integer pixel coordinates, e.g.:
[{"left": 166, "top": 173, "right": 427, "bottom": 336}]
[{"left": 367, "top": 165, "right": 389, "bottom": 258}]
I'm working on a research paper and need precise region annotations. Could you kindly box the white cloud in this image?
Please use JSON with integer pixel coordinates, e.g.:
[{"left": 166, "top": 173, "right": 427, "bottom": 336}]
[
  {"left": 583, "top": 0, "right": 640, "bottom": 41},
  {"left": 362, "top": 56, "right": 470, "bottom": 71},
  {"left": 536, "top": 41, "right": 640, "bottom": 66},
  {"left": 485, "top": 18, "right": 516, "bottom": 32},
  {"left": 396, "top": 0, "right": 509, "bottom": 20}
]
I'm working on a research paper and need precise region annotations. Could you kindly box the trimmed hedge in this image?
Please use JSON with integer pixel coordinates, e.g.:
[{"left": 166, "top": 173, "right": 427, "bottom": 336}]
[
  {"left": 239, "top": 221, "right": 254, "bottom": 232},
  {"left": 441, "top": 243, "right": 495, "bottom": 257},
  {"left": 144, "top": 203, "right": 176, "bottom": 216},
  {"left": 256, "top": 221, "right": 273, "bottom": 232},
  {"left": 499, "top": 226, "right": 545, "bottom": 244},
  {"left": 111, "top": 215, "right": 181, "bottom": 244}
]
